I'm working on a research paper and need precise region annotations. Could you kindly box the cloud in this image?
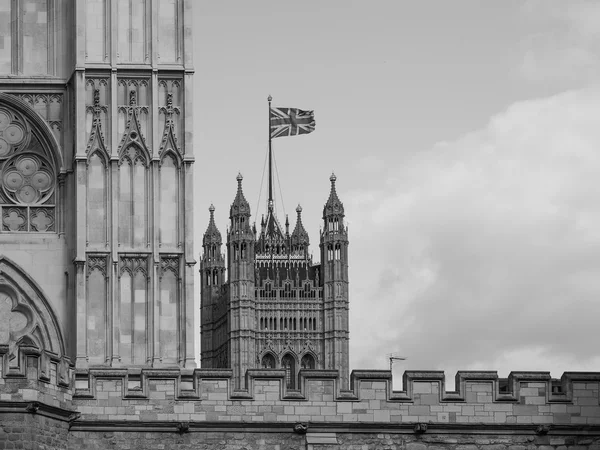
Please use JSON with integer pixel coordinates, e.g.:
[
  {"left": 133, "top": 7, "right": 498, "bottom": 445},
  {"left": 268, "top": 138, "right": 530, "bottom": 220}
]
[
  {"left": 347, "top": 85, "right": 600, "bottom": 381},
  {"left": 518, "top": 1, "right": 600, "bottom": 83}
]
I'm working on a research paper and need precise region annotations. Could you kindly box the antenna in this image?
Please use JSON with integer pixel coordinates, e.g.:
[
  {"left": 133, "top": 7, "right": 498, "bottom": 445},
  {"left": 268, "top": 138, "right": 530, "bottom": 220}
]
[{"left": 386, "top": 352, "right": 407, "bottom": 371}]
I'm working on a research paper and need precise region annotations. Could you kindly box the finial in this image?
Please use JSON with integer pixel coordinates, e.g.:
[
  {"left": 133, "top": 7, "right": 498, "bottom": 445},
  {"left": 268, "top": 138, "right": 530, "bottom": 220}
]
[
  {"left": 268, "top": 95, "right": 272, "bottom": 102},
  {"left": 236, "top": 172, "right": 243, "bottom": 182},
  {"left": 209, "top": 204, "right": 215, "bottom": 214},
  {"left": 296, "top": 204, "right": 302, "bottom": 214},
  {"left": 330, "top": 172, "right": 337, "bottom": 183}
]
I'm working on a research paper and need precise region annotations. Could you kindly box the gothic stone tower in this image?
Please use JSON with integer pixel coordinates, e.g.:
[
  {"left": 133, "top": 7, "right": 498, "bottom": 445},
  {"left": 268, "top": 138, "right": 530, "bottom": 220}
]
[
  {"left": 200, "top": 173, "right": 350, "bottom": 389},
  {"left": 0, "top": 0, "right": 195, "bottom": 373}
]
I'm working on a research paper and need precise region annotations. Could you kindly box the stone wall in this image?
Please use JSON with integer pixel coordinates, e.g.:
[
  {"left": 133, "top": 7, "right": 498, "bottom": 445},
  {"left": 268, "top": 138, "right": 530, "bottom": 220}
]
[
  {"left": 71, "top": 369, "right": 600, "bottom": 425},
  {"left": 0, "top": 413, "right": 69, "bottom": 450},
  {"left": 63, "top": 430, "right": 600, "bottom": 450},
  {"left": 1, "top": 364, "right": 599, "bottom": 449}
]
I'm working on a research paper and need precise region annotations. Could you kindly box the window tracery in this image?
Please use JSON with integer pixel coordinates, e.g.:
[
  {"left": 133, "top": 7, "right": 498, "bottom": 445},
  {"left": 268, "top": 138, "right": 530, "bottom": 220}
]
[{"left": 0, "top": 106, "right": 57, "bottom": 232}]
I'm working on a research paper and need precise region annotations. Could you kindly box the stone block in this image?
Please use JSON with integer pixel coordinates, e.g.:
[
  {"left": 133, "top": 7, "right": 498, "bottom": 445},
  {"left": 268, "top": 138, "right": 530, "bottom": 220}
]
[
  {"left": 358, "top": 413, "right": 375, "bottom": 422},
  {"left": 519, "top": 387, "right": 540, "bottom": 396},
  {"left": 336, "top": 401, "right": 352, "bottom": 414},
  {"left": 437, "top": 412, "right": 449, "bottom": 423},
  {"left": 513, "top": 405, "right": 538, "bottom": 415},
  {"left": 419, "top": 394, "right": 439, "bottom": 405},
  {"left": 409, "top": 405, "right": 430, "bottom": 416},
  {"left": 471, "top": 383, "right": 493, "bottom": 393},
  {"left": 462, "top": 405, "right": 475, "bottom": 416},
  {"left": 525, "top": 396, "right": 546, "bottom": 405},
  {"left": 320, "top": 406, "right": 336, "bottom": 416},
  {"left": 576, "top": 397, "right": 599, "bottom": 406},
  {"left": 413, "top": 382, "right": 433, "bottom": 394},
  {"left": 361, "top": 388, "right": 376, "bottom": 399},
  {"left": 374, "top": 409, "right": 390, "bottom": 422}
]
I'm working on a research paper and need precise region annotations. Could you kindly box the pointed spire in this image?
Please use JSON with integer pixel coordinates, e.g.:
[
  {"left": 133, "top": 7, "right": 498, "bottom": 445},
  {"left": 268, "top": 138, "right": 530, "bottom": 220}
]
[
  {"left": 203, "top": 204, "right": 222, "bottom": 246},
  {"left": 292, "top": 204, "right": 310, "bottom": 248},
  {"left": 323, "top": 172, "right": 344, "bottom": 218},
  {"left": 230, "top": 172, "right": 250, "bottom": 217}
]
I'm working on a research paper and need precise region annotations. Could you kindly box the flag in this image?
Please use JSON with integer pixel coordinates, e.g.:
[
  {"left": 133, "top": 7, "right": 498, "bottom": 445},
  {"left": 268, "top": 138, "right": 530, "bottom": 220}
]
[{"left": 270, "top": 107, "right": 315, "bottom": 139}]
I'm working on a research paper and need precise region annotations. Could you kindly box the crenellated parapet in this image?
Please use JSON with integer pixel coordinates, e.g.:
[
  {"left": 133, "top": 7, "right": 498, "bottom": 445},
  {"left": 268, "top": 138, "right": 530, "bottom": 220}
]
[
  {"left": 0, "top": 344, "right": 74, "bottom": 416},
  {"left": 68, "top": 368, "right": 600, "bottom": 426}
]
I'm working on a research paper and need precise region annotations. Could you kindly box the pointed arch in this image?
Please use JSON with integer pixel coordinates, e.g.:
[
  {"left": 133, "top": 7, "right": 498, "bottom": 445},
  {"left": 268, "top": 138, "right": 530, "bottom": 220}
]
[
  {"left": 118, "top": 142, "right": 149, "bottom": 247},
  {"left": 0, "top": 256, "right": 66, "bottom": 356},
  {"left": 260, "top": 351, "right": 277, "bottom": 369},
  {"left": 0, "top": 95, "right": 63, "bottom": 234},
  {"left": 300, "top": 351, "right": 317, "bottom": 369},
  {"left": 0, "top": 93, "right": 63, "bottom": 171},
  {"left": 119, "top": 140, "right": 149, "bottom": 167},
  {"left": 118, "top": 105, "right": 151, "bottom": 163}
]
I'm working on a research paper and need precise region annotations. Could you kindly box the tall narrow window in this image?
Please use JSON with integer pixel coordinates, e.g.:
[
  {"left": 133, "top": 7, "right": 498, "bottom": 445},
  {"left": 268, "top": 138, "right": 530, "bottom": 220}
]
[
  {"left": 261, "top": 353, "right": 275, "bottom": 369},
  {"left": 281, "top": 354, "right": 296, "bottom": 389}
]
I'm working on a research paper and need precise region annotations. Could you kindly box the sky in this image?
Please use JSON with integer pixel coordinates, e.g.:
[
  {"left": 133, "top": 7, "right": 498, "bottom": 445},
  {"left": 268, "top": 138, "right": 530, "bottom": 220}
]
[{"left": 192, "top": 0, "right": 600, "bottom": 389}]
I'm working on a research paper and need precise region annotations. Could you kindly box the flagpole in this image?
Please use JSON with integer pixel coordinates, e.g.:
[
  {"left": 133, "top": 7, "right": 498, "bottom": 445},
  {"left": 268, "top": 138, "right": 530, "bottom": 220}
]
[{"left": 267, "top": 95, "right": 273, "bottom": 209}]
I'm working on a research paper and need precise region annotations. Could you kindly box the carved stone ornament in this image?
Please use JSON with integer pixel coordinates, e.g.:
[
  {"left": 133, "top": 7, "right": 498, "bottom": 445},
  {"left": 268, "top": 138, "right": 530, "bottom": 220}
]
[
  {"left": 160, "top": 256, "right": 179, "bottom": 278},
  {"left": 293, "top": 422, "right": 308, "bottom": 434},
  {"left": 119, "top": 256, "right": 149, "bottom": 277},
  {"left": 85, "top": 88, "right": 108, "bottom": 155}
]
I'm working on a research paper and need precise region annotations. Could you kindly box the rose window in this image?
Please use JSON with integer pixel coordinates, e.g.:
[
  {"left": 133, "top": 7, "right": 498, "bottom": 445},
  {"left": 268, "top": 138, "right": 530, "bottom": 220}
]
[{"left": 0, "top": 105, "right": 57, "bottom": 233}]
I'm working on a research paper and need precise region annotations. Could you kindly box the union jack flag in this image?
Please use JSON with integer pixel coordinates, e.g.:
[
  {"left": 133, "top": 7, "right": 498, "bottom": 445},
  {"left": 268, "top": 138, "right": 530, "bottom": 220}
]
[{"left": 270, "top": 107, "right": 315, "bottom": 139}]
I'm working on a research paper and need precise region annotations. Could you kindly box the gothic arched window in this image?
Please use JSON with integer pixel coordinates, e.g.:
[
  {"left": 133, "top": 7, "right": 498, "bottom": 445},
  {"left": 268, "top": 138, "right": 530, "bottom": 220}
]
[
  {"left": 261, "top": 353, "right": 275, "bottom": 369},
  {"left": 301, "top": 354, "right": 315, "bottom": 370},
  {"left": 0, "top": 105, "right": 57, "bottom": 233},
  {"left": 281, "top": 354, "right": 296, "bottom": 389}
]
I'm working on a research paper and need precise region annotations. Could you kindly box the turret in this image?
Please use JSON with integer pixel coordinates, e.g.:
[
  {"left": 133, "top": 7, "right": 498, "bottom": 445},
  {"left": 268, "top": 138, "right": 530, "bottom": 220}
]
[
  {"left": 291, "top": 204, "right": 310, "bottom": 258},
  {"left": 320, "top": 173, "right": 350, "bottom": 388},
  {"left": 200, "top": 204, "right": 225, "bottom": 367},
  {"left": 227, "top": 173, "right": 256, "bottom": 388}
]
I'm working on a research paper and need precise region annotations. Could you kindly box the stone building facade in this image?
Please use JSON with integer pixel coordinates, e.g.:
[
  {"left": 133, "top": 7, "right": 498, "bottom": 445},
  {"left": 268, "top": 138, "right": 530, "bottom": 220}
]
[
  {"left": 200, "top": 172, "right": 350, "bottom": 391},
  {"left": 1, "top": 1, "right": 599, "bottom": 449}
]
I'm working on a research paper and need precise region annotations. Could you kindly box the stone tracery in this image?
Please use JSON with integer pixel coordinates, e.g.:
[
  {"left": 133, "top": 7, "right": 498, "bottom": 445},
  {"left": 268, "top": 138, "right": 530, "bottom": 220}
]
[{"left": 0, "top": 104, "right": 57, "bottom": 232}]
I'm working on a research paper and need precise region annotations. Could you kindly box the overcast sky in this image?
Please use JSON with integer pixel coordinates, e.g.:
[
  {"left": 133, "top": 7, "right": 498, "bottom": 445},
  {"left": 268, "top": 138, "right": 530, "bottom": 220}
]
[{"left": 192, "top": 1, "right": 600, "bottom": 388}]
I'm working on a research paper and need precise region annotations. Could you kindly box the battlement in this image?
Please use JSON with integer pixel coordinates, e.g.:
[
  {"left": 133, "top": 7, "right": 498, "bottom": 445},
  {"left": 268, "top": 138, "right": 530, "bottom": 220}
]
[
  {"left": 68, "top": 368, "right": 600, "bottom": 425},
  {"left": 0, "top": 345, "right": 73, "bottom": 414}
]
